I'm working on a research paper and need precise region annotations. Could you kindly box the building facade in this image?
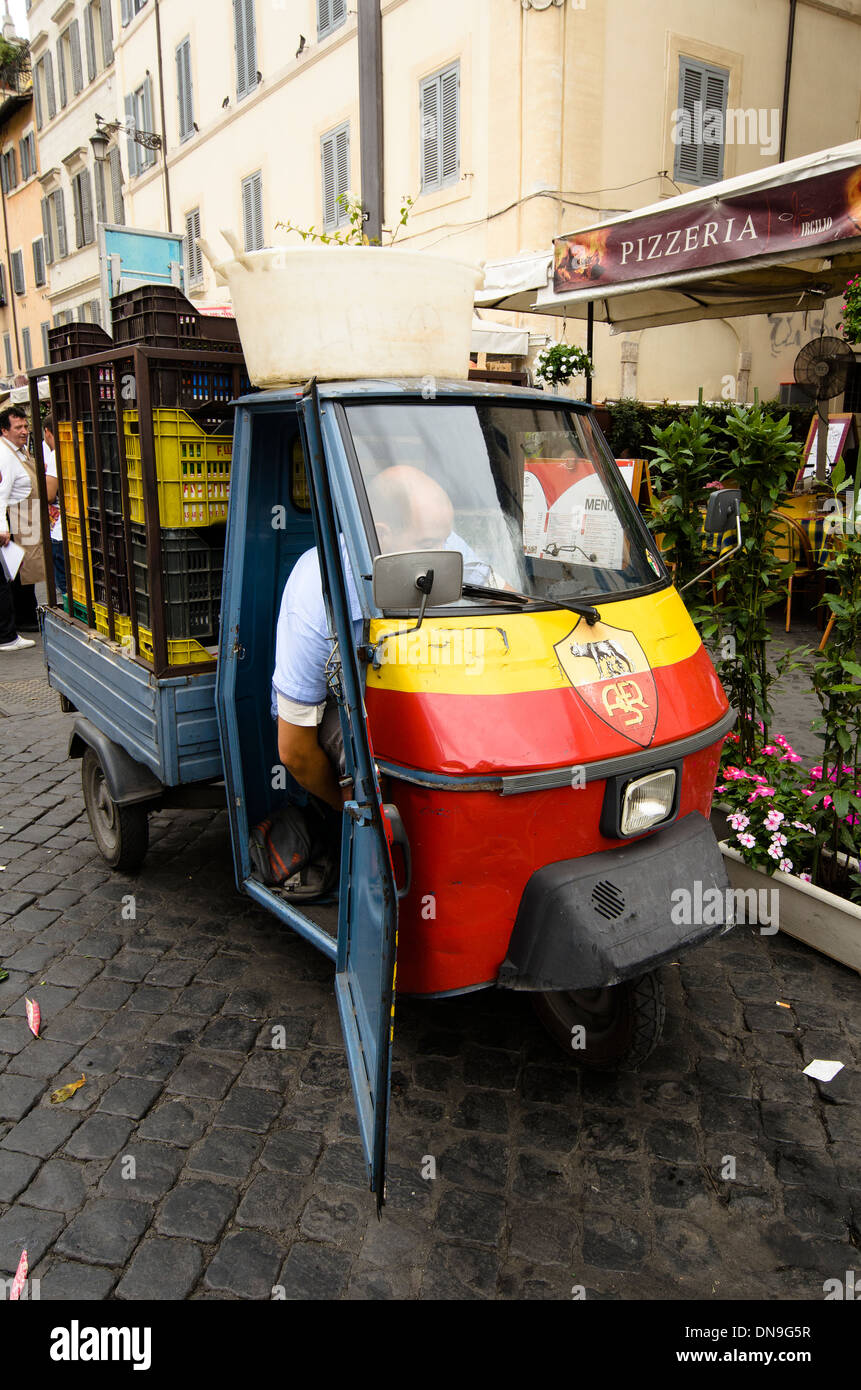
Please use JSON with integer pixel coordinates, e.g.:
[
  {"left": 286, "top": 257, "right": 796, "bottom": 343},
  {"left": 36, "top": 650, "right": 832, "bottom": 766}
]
[
  {"left": 0, "top": 73, "right": 52, "bottom": 378},
  {"left": 23, "top": 0, "right": 861, "bottom": 400}
]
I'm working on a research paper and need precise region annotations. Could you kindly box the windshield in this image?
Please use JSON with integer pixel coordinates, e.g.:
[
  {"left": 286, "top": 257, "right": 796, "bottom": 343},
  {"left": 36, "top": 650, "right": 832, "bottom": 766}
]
[{"left": 342, "top": 401, "right": 664, "bottom": 605}]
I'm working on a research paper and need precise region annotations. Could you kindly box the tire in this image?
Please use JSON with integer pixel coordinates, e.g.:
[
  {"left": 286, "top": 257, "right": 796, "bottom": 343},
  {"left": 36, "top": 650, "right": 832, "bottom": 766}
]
[
  {"left": 81, "top": 746, "right": 149, "bottom": 872},
  {"left": 533, "top": 970, "right": 666, "bottom": 1071}
]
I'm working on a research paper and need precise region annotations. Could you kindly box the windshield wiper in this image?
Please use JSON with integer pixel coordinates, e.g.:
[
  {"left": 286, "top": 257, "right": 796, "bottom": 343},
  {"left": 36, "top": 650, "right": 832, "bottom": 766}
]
[{"left": 461, "top": 584, "right": 600, "bottom": 626}]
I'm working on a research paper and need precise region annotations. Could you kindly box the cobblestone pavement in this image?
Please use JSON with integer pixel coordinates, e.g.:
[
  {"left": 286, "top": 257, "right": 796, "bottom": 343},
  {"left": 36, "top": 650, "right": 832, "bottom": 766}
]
[{"left": 0, "top": 622, "right": 858, "bottom": 1301}]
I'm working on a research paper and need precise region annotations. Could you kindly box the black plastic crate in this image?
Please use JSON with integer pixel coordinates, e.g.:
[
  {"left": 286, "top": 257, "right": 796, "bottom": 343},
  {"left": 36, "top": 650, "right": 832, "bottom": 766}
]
[
  {"left": 83, "top": 408, "right": 123, "bottom": 518},
  {"left": 89, "top": 512, "right": 130, "bottom": 615},
  {"left": 50, "top": 363, "right": 120, "bottom": 420},
  {"left": 111, "top": 286, "right": 242, "bottom": 352},
  {"left": 48, "top": 323, "right": 112, "bottom": 363},
  {"left": 130, "top": 523, "right": 225, "bottom": 641}
]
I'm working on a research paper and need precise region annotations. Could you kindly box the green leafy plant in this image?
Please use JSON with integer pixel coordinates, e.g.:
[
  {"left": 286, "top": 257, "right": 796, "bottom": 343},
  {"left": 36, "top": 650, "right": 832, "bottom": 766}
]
[
  {"left": 645, "top": 401, "right": 720, "bottom": 595},
  {"left": 0, "top": 37, "right": 29, "bottom": 92},
  {"left": 805, "top": 459, "right": 861, "bottom": 898},
  {"left": 276, "top": 191, "right": 414, "bottom": 247},
  {"left": 533, "top": 341, "right": 593, "bottom": 386},
  {"left": 704, "top": 404, "right": 802, "bottom": 762}
]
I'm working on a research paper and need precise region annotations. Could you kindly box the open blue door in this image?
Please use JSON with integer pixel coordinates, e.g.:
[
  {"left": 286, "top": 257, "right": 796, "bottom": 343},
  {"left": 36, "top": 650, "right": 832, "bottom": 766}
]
[{"left": 297, "top": 382, "right": 399, "bottom": 1211}]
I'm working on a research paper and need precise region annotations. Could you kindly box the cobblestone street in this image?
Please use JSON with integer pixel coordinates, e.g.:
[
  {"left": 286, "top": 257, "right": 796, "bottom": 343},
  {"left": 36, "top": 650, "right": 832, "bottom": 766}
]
[{"left": 0, "top": 619, "right": 858, "bottom": 1301}]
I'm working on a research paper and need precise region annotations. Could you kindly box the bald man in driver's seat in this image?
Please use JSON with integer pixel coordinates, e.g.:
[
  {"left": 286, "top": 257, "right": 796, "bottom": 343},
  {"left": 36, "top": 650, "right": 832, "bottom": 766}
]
[{"left": 272, "top": 465, "right": 492, "bottom": 810}]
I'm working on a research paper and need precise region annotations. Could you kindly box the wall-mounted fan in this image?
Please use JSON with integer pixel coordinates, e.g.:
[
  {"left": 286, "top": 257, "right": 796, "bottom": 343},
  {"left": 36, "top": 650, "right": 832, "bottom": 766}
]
[{"left": 793, "top": 335, "right": 854, "bottom": 481}]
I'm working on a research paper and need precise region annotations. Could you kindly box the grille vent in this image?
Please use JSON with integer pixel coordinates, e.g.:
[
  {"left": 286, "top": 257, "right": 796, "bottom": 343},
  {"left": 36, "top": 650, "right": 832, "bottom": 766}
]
[{"left": 591, "top": 879, "right": 626, "bottom": 920}]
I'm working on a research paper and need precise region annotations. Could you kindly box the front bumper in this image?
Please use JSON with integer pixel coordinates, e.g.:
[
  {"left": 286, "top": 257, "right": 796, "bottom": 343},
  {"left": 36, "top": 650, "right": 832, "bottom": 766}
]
[{"left": 497, "top": 811, "right": 732, "bottom": 991}]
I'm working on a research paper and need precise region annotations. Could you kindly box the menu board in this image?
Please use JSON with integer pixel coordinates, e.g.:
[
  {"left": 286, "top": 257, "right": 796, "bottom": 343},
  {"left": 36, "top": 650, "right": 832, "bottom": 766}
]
[{"left": 524, "top": 459, "right": 624, "bottom": 569}]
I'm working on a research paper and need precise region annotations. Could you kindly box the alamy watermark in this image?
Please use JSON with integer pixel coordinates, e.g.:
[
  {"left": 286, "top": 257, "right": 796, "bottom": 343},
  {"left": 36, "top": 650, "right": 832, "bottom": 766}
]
[{"left": 672, "top": 104, "right": 780, "bottom": 159}]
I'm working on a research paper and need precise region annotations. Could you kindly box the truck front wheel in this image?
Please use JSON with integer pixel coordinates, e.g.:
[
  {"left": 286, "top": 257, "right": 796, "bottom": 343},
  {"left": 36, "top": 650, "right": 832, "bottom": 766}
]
[
  {"left": 533, "top": 970, "right": 666, "bottom": 1071},
  {"left": 81, "top": 747, "right": 149, "bottom": 872}
]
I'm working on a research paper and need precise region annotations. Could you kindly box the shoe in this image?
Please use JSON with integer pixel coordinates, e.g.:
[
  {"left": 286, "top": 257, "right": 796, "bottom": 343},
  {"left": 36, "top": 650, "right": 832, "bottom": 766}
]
[{"left": 0, "top": 636, "right": 36, "bottom": 651}]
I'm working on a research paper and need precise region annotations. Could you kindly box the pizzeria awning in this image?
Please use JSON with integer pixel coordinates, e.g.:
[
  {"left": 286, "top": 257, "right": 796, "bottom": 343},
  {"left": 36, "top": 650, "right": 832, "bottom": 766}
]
[{"left": 477, "top": 140, "right": 861, "bottom": 331}]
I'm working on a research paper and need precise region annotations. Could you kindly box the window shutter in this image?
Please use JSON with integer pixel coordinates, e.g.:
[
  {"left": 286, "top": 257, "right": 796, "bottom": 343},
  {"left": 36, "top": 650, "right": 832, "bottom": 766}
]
[
  {"left": 3, "top": 333, "right": 12, "bottom": 375},
  {"left": 317, "top": 0, "right": 330, "bottom": 34},
  {"left": 20, "top": 138, "right": 29, "bottom": 180},
  {"left": 44, "top": 52, "right": 57, "bottom": 120},
  {"left": 34, "top": 66, "right": 43, "bottom": 129},
  {"left": 11, "top": 250, "right": 25, "bottom": 296},
  {"left": 41, "top": 196, "right": 54, "bottom": 264},
  {"left": 32, "top": 238, "right": 46, "bottom": 286},
  {"left": 102, "top": 0, "right": 114, "bottom": 64},
  {"left": 674, "top": 57, "right": 728, "bottom": 186},
  {"left": 440, "top": 65, "right": 459, "bottom": 183},
  {"left": 185, "top": 207, "right": 202, "bottom": 282},
  {"left": 245, "top": 0, "right": 257, "bottom": 91},
  {"left": 22, "top": 327, "right": 32, "bottom": 371},
  {"left": 41, "top": 322, "right": 50, "bottom": 366},
  {"left": 701, "top": 67, "right": 729, "bottom": 183},
  {"left": 94, "top": 158, "right": 107, "bottom": 223},
  {"left": 177, "top": 39, "right": 193, "bottom": 140},
  {"left": 109, "top": 146, "right": 124, "bottom": 221},
  {"left": 54, "top": 189, "right": 68, "bottom": 258},
  {"left": 142, "top": 77, "right": 156, "bottom": 167},
  {"left": 234, "top": 0, "right": 247, "bottom": 98},
  {"left": 420, "top": 76, "right": 440, "bottom": 190},
  {"left": 121, "top": 0, "right": 132, "bottom": 24},
  {"left": 27, "top": 134, "right": 36, "bottom": 178},
  {"left": 0, "top": 264, "right": 6, "bottom": 306},
  {"left": 81, "top": 170, "right": 94, "bottom": 244},
  {"left": 335, "top": 126, "right": 349, "bottom": 218},
  {"left": 321, "top": 133, "right": 335, "bottom": 228},
  {"left": 124, "top": 92, "right": 139, "bottom": 176},
  {"left": 57, "top": 40, "right": 67, "bottom": 108},
  {"left": 1, "top": 156, "right": 7, "bottom": 195},
  {"left": 333, "top": 0, "right": 346, "bottom": 25},
  {"left": 84, "top": 4, "right": 97, "bottom": 83},
  {"left": 73, "top": 174, "right": 82, "bottom": 248},
  {"left": 241, "top": 172, "right": 262, "bottom": 251},
  {"left": 70, "top": 20, "right": 84, "bottom": 94}
]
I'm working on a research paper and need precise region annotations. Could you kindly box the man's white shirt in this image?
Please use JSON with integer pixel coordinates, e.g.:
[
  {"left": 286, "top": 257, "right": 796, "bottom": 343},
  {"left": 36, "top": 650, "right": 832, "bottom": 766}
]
[{"left": 0, "top": 438, "right": 32, "bottom": 533}]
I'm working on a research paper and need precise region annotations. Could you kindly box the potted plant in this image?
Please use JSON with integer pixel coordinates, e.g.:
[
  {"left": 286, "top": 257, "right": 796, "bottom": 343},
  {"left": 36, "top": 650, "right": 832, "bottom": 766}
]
[
  {"left": 715, "top": 463, "right": 861, "bottom": 970},
  {"left": 198, "top": 192, "right": 480, "bottom": 387},
  {"left": 532, "top": 341, "right": 593, "bottom": 394},
  {"left": 645, "top": 400, "right": 720, "bottom": 595},
  {"left": 716, "top": 726, "right": 861, "bottom": 972},
  {"left": 702, "top": 403, "right": 802, "bottom": 763},
  {"left": 837, "top": 274, "right": 861, "bottom": 346}
]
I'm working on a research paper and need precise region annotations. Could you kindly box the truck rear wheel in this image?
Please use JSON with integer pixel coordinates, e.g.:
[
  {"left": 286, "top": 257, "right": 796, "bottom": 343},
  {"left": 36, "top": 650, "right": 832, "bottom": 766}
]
[
  {"left": 81, "top": 747, "right": 149, "bottom": 872},
  {"left": 533, "top": 970, "right": 666, "bottom": 1071}
]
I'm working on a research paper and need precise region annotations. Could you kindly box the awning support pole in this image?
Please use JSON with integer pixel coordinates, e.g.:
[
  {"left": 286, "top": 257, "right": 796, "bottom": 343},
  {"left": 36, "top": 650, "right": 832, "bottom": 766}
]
[{"left": 586, "top": 302, "right": 594, "bottom": 404}]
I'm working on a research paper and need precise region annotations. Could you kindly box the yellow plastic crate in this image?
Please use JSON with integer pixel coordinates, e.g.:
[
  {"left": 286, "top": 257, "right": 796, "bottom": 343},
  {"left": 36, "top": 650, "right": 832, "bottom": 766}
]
[
  {"left": 64, "top": 513, "right": 93, "bottom": 607},
  {"left": 123, "top": 408, "right": 232, "bottom": 527},
  {"left": 92, "top": 602, "right": 215, "bottom": 666},
  {"left": 57, "top": 421, "right": 87, "bottom": 520}
]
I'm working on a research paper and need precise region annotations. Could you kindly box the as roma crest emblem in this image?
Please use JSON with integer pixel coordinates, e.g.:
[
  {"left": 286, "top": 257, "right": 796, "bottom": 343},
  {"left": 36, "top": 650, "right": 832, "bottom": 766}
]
[{"left": 554, "top": 619, "right": 658, "bottom": 747}]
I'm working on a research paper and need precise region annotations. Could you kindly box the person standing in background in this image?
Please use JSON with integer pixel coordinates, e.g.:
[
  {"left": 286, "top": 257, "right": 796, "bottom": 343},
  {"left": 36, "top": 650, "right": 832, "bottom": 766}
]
[
  {"left": 42, "top": 415, "right": 65, "bottom": 597},
  {"left": 0, "top": 406, "right": 36, "bottom": 652},
  {"left": 0, "top": 406, "right": 45, "bottom": 631}
]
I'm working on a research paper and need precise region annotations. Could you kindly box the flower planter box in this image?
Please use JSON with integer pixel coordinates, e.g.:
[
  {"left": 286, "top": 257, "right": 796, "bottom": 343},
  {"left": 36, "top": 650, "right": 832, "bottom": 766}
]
[
  {"left": 200, "top": 238, "right": 480, "bottom": 386},
  {"left": 720, "top": 841, "right": 861, "bottom": 975}
]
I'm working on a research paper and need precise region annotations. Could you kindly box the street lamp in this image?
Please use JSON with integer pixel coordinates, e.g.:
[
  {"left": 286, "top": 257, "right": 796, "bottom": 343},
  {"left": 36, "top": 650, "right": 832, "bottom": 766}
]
[{"left": 89, "top": 112, "right": 163, "bottom": 162}]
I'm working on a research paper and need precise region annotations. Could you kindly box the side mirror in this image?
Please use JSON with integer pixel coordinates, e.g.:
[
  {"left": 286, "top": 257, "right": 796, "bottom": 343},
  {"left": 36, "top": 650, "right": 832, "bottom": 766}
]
[
  {"left": 704, "top": 488, "right": 741, "bottom": 536},
  {"left": 372, "top": 550, "right": 463, "bottom": 611}
]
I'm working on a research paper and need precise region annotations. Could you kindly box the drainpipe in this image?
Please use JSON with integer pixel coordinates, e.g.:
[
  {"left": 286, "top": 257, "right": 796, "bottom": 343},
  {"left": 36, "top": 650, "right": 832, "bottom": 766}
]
[
  {"left": 358, "top": 0, "right": 383, "bottom": 244},
  {"left": 779, "top": 0, "right": 797, "bottom": 162},
  {"left": 153, "top": 0, "right": 173, "bottom": 231}
]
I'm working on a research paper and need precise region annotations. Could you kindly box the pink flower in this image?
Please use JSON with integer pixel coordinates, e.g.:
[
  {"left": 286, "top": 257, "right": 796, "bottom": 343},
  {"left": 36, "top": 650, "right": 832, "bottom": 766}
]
[
  {"left": 823, "top": 795, "right": 833, "bottom": 808},
  {"left": 799, "top": 871, "right": 812, "bottom": 883},
  {"left": 747, "top": 786, "right": 776, "bottom": 801},
  {"left": 769, "top": 832, "right": 788, "bottom": 848},
  {"left": 791, "top": 820, "right": 814, "bottom": 833},
  {"left": 729, "top": 812, "right": 750, "bottom": 831},
  {"left": 810, "top": 765, "right": 823, "bottom": 779},
  {"left": 764, "top": 809, "right": 785, "bottom": 831},
  {"left": 737, "top": 832, "right": 756, "bottom": 848},
  {"left": 775, "top": 735, "right": 789, "bottom": 748},
  {"left": 781, "top": 751, "right": 802, "bottom": 763},
  {"left": 768, "top": 842, "right": 783, "bottom": 860},
  {"left": 762, "top": 744, "right": 781, "bottom": 756},
  {"left": 779, "top": 858, "right": 793, "bottom": 872}
]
